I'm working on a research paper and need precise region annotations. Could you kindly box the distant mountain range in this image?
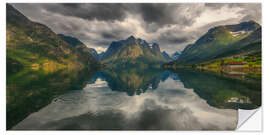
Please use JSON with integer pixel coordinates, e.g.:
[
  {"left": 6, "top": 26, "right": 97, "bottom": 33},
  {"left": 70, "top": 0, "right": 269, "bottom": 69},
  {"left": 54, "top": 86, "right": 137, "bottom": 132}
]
[
  {"left": 100, "top": 36, "right": 168, "bottom": 67},
  {"left": 59, "top": 34, "right": 175, "bottom": 64},
  {"left": 6, "top": 4, "right": 99, "bottom": 73},
  {"left": 167, "top": 21, "right": 261, "bottom": 66},
  {"left": 161, "top": 51, "right": 182, "bottom": 61},
  {"left": 6, "top": 4, "right": 261, "bottom": 71},
  {"left": 7, "top": 4, "right": 174, "bottom": 67}
]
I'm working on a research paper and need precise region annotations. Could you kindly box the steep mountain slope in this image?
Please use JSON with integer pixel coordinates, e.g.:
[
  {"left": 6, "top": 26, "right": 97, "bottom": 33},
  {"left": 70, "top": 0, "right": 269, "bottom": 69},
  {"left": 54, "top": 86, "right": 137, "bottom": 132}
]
[
  {"left": 101, "top": 36, "right": 167, "bottom": 66},
  {"left": 171, "top": 21, "right": 261, "bottom": 65},
  {"left": 99, "top": 51, "right": 105, "bottom": 59},
  {"left": 89, "top": 48, "right": 104, "bottom": 61},
  {"left": 57, "top": 34, "right": 103, "bottom": 61},
  {"left": 213, "top": 27, "right": 261, "bottom": 59},
  {"left": 162, "top": 51, "right": 173, "bottom": 61},
  {"left": 6, "top": 4, "right": 99, "bottom": 73},
  {"left": 57, "top": 34, "right": 84, "bottom": 47},
  {"left": 89, "top": 48, "right": 99, "bottom": 60}
]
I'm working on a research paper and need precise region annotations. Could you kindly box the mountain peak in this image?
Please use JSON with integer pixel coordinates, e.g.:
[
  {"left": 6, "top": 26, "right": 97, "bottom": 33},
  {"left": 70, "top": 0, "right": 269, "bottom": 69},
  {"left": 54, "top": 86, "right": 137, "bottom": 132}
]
[
  {"left": 236, "top": 20, "right": 261, "bottom": 31},
  {"left": 102, "top": 36, "right": 168, "bottom": 64},
  {"left": 162, "top": 51, "right": 173, "bottom": 61},
  {"left": 152, "top": 43, "right": 160, "bottom": 50},
  {"left": 241, "top": 20, "right": 258, "bottom": 25},
  {"left": 126, "top": 35, "right": 136, "bottom": 40},
  {"left": 207, "top": 20, "right": 260, "bottom": 34}
]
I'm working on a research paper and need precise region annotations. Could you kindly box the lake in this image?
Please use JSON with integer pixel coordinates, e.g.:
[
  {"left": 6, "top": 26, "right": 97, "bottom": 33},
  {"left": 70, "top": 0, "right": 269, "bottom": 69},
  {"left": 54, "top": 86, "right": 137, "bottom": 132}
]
[{"left": 8, "top": 67, "right": 261, "bottom": 130}]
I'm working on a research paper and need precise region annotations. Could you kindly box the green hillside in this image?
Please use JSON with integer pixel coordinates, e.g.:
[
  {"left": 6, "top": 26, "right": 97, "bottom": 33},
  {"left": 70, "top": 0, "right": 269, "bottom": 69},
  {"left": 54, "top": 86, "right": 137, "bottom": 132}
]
[
  {"left": 6, "top": 4, "right": 101, "bottom": 129},
  {"left": 164, "top": 21, "right": 261, "bottom": 73},
  {"left": 169, "top": 21, "right": 261, "bottom": 65},
  {"left": 6, "top": 4, "right": 99, "bottom": 74}
]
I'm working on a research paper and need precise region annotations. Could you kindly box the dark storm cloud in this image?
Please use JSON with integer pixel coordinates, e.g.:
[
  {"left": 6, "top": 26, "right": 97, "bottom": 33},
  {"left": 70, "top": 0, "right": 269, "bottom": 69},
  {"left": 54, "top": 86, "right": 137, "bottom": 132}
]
[
  {"left": 158, "top": 32, "right": 190, "bottom": 45},
  {"left": 100, "top": 29, "right": 127, "bottom": 40},
  {"left": 137, "top": 4, "right": 204, "bottom": 32},
  {"left": 22, "top": 3, "right": 197, "bottom": 29},
  {"left": 11, "top": 3, "right": 262, "bottom": 54},
  {"left": 101, "top": 32, "right": 117, "bottom": 39},
  {"left": 153, "top": 30, "right": 198, "bottom": 53},
  {"left": 41, "top": 3, "right": 129, "bottom": 22},
  {"left": 137, "top": 4, "right": 178, "bottom": 27}
]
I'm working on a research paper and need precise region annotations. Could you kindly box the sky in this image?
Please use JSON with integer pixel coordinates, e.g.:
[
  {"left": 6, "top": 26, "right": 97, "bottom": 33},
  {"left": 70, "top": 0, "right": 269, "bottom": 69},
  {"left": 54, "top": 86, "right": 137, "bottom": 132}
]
[{"left": 12, "top": 3, "right": 261, "bottom": 54}]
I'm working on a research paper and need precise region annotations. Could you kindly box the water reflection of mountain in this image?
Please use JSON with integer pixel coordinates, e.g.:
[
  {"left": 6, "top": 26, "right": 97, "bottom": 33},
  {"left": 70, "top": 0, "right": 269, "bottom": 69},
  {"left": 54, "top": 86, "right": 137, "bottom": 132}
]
[
  {"left": 174, "top": 69, "right": 261, "bottom": 110},
  {"left": 90, "top": 67, "right": 260, "bottom": 109},
  {"left": 90, "top": 67, "right": 173, "bottom": 96},
  {"left": 7, "top": 68, "right": 97, "bottom": 129},
  {"left": 13, "top": 74, "right": 237, "bottom": 130}
]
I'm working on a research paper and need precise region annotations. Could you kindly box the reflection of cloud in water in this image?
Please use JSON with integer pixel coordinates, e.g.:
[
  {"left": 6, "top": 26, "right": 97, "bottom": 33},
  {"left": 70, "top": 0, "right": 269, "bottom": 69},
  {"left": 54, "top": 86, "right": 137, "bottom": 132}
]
[
  {"left": 86, "top": 78, "right": 108, "bottom": 88},
  {"left": 13, "top": 78, "right": 237, "bottom": 130}
]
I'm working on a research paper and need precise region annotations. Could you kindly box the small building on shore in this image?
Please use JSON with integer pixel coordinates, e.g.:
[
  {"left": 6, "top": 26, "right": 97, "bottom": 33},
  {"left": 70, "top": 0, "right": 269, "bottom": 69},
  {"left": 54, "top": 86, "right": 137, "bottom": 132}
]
[{"left": 224, "top": 61, "right": 245, "bottom": 68}]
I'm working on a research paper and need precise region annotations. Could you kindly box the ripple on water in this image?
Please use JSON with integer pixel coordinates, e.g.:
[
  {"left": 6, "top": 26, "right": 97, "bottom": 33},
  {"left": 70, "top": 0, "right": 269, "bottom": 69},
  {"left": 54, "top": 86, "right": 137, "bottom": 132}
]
[
  {"left": 95, "top": 93, "right": 126, "bottom": 108},
  {"left": 52, "top": 91, "right": 90, "bottom": 105}
]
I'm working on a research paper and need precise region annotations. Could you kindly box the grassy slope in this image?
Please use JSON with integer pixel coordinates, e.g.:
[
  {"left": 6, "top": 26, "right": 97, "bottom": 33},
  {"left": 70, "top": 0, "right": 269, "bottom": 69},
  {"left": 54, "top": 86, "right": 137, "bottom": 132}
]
[
  {"left": 6, "top": 4, "right": 99, "bottom": 74},
  {"left": 171, "top": 21, "right": 261, "bottom": 65},
  {"left": 6, "top": 4, "right": 100, "bottom": 129},
  {"left": 193, "top": 41, "right": 261, "bottom": 77},
  {"left": 164, "top": 23, "right": 261, "bottom": 76},
  {"left": 176, "top": 27, "right": 247, "bottom": 64}
]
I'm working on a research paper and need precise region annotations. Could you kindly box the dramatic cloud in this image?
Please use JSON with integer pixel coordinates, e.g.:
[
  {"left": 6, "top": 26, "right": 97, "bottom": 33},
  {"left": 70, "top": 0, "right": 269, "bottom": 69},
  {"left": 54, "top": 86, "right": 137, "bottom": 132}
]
[
  {"left": 43, "top": 3, "right": 129, "bottom": 22},
  {"left": 138, "top": 4, "right": 179, "bottom": 27},
  {"left": 11, "top": 3, "right": 261, "bottom": 54}
]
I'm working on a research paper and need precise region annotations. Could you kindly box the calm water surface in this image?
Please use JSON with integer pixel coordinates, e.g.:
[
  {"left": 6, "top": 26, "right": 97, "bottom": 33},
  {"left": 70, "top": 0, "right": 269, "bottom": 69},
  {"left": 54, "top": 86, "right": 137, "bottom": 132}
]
[{"left": 10, "top": 68, "right": 261, "bottom": 130}]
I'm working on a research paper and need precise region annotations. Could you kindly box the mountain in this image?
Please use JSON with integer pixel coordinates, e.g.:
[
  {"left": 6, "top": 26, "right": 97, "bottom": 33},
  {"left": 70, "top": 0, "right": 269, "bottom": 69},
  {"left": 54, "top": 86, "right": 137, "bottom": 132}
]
[
  {"left": 101, "top": 36, "right": 167, "bottom": 66},
  {"left": 96, "top": 67, "right": 169, "bottom": 96},
  {"left": 57, "top": 34, "right": 104, "bottom": 61},
  {"left": 6, "top": 4, "right": 99, "bottom": 73},
  {"left": 89, "top": 48, "right": 99, "bottom": 59},
  {"left": 162, "top": 51, "right": 173, "bottom": 61},
  {"left": 88, "top": 48, "right": 104, "bottom": 61},
  {"left": 175, "top": 69, "right": 261, "bottom": 109},
  {"left": 169, "top": 21, "right": 261, "bottom": 65},
  {"left": 99, "top": 51, "right": 105, "bottom": 59},
  {"left": 57, "top": 34, "right": 84, "bottom": 47},
  {"left": 171, "top": 51, "right": 182, "bottom": 60},
  {"left": 57, "top": 34, "right": 101, "bottom": 61}
]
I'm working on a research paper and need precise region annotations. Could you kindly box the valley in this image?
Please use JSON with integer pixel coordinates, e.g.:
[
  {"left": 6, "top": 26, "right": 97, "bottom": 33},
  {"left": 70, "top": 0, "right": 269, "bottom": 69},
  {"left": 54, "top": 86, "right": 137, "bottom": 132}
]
[{"left": 6, "top": 3, "right": 262, "bottom": 130}]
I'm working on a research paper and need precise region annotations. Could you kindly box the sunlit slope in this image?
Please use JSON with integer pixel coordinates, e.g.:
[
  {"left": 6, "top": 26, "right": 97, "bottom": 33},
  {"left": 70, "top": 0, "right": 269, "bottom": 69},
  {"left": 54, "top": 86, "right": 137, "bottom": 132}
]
[
  {"left": 170, "top": 21, "right": 261, "bottom": 65},
  {"left": 6, "top": 4, "right": 99, "bottom": 73}
]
